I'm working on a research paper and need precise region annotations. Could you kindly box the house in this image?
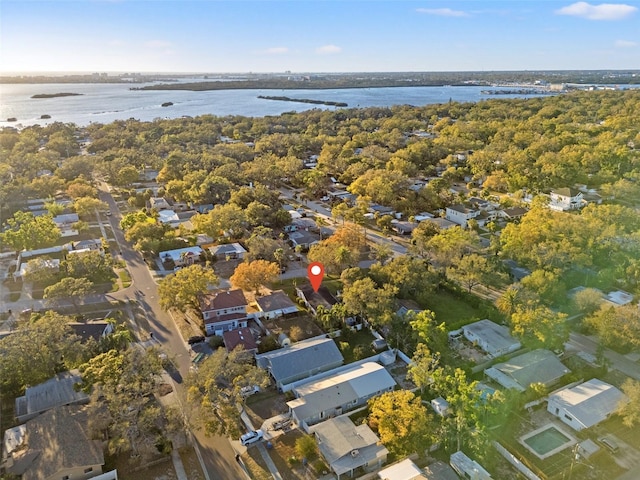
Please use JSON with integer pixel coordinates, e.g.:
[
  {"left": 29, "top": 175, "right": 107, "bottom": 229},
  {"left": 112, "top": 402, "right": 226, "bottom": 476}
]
[
  {"left": 391, "top": 220, "right": 417, "bottom": 235},
  {"left": 254, "top": 290, "right": 299, "bottom": 319},
  {"left": 499, "top": 207, "right": 528, "bottom": 221},
  {"left": 296, "top": 285, "right": 338, "bottom": 315},
  {"left": 547, "top": 379, "right": 627, "bottom": 431},
  {"left": 14, "top": 258, "right": 60, "bottom": 281},
  {"left": 549, "top": 188, "right": 584, "bottom": 211},
  {"left": 71, "top": 238, "right": 104, "bottom": 251},
  {"left": 53, "top": 213, "right": 80, "bottom": 237},
  {"left": 287, "top": 362, "right": 396, "bottom": 430},
  {"left": 149, "top": 197, "right": 171, "bottom": 210},
  {"left": 3, "top": 405, "right": 105, "bottom": 480},
  {"left": 449, "top": 451, "right": 492, "bottom": 480},
  {"left": 199, "top": 289, "right": 249, "bottom": 336},
  {"left": 288, "top": 230, "right": 320, "bottom": 250},
  {"left": 69, "top": 321, "right": 114, "bottom": 343},
  {"left": 14, "top": 371, "right": 89, "bottom": 423},
  {"left": 460, "top": 319, "right": 521, "bottom": 358},
  {"left": 396, "top": 299, "right": 423, "bottom": 317},
  {"left": 159, "top": 246, "right": 203, "bottom": 268},
  {"left": 604, "top": 290, "right": 634, "bottom": 307},
  {"left": 312, "top": 416, "right": 388, "bottom": 479},
  {"left": 503, "top": 259, "right": 531, "bottom": 281},
  {"left": 255, "top": 336, "right": 344, "bottom": 389},
  {"left": 484, "top": 349, "right": 570, "bottom": 392},
  {"left": 207, "top": 242, "right": 247, "bottom": 260},
  {"left": 425, "top": 217, "right": 457, "bottom": 230},
  {"left": 223, "top": 327, "right": 258, "bottom": 354},
  {"left": 445, "top": 204, "right": 480, "bottom": 228},
  {"left": 378, "top": 459, "right": 458, "bottom": 480},
  {"left": 158, "top": 209, "right": 180, "bottom": 225}
]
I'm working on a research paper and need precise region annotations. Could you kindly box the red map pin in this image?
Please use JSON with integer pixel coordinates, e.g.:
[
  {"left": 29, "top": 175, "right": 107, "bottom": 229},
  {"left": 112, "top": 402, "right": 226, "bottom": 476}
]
[{"left": 307, "top": 262, "right": 325, "bottom": 292}]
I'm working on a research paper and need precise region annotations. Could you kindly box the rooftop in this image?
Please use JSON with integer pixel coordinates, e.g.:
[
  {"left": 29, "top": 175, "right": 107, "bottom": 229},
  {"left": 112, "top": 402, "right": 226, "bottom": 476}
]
[
  {"left": 255, "top": 290, "right": 298, "bottom": 313},
  {"left": 223, "top": 327, "right": 257, "bottom": 352},
  {"left": 15, "top": 371, "right": 89, "bottom": 421},
  {"left": 462, "top": 319, "right": 521, "bottom": 354},
  {"left": 485, "top": 349, "right": 570, "bottom": 392},
  {"left": 255, "top": 336, "right": 343, "bottom": 384},
  {"left": 200, "top": 289, "right": 248, "bottom": 312}
]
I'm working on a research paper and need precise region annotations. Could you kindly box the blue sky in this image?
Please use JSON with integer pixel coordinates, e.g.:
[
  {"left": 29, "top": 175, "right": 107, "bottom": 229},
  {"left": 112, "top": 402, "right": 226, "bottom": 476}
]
[{"left": 1, "top": 1, "right": 639, "bottom": 73}]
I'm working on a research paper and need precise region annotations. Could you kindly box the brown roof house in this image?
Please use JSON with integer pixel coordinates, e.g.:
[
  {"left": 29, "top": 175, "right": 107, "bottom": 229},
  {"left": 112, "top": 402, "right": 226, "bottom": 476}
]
[
  {"left": 223, "top": 327, "right": 258, "bottom": 354},
  {"left": 3, "top": 405, "right": 105, "bottom": 480},
  {"left": 254, "top": 290, "right": 299, "bottom": 319},
  {"left": 199, "top": 289, "right": 249, "bottom": 336}
]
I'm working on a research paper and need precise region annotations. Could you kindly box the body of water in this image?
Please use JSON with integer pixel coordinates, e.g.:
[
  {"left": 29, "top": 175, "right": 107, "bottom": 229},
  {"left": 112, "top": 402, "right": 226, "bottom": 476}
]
[{"left": 0, "top": 81, "right": 632, "bottom": 128}]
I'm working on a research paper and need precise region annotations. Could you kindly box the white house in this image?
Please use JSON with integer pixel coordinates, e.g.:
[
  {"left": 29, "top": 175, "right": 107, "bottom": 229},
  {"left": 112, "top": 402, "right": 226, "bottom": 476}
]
[
  {"left": 549, "top": 188, "right": 584, "bottom": 211},
  {"left": 207, "top": 242, "right": 247, "bottom": 260},
  {"left": 313, "top": 416, "right": 388, "bottom": 480},
  {"left": 287, "top": 362, "right": 396, "bottom": 430},
  {"left": 485, "top": 349, "right": 570, "bottom": 392},
  {"left": 159, "top": 246, "right": 203, "bottom": 268},
  {"left": 547, "top": 379, "right": 627, "bottom": 431},
  {"left": 445, "top": 204, "right": 480, "bottom": 228},
  {"left": 460, "top": 319, "right": 521, "bottom": 359}
]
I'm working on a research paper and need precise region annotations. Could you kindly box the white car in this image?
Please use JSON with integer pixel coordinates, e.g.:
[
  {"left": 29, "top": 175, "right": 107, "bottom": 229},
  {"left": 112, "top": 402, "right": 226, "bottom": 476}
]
[
  {"left": 240, "top": 429, "right": 264, "bottom": 446},
  {"left": 240, "top": 385, "right": 260, "bottom": 398}
]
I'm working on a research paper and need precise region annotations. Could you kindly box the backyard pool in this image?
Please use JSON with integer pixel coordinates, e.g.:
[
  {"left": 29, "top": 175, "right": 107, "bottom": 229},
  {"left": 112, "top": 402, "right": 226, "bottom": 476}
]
[{"left": 520, "top": 424, "right": 576, "bottom": 459}]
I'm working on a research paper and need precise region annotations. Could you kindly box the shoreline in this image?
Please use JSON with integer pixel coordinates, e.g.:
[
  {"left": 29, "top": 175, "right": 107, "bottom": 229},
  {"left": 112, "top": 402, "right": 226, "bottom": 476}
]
[{"left": 257, "top": 95, "right": 348, "bottom": 107}]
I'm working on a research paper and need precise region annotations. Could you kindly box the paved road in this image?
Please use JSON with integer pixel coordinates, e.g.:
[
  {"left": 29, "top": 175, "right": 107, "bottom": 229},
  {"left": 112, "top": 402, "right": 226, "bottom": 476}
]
[
  {"left": 566, "top": 332, "right": 640, "bottom": 381},
  {"left": 97, "top": 184, "right": 247, "bottom": 480}
]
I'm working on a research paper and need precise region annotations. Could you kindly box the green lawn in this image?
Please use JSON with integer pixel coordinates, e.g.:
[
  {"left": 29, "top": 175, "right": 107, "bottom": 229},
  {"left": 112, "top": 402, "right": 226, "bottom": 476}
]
[{"left": 423, "top": 290, "right": 489, "bottom": 330}]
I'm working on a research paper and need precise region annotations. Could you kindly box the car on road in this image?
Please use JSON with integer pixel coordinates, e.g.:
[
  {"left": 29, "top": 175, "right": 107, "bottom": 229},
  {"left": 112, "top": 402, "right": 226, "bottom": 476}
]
[
  {"left": 187, "top": 335, "right": 205, "bottom": 345},
  {"left": 240, "top": 429, "right": 264, "bottom": 446}
]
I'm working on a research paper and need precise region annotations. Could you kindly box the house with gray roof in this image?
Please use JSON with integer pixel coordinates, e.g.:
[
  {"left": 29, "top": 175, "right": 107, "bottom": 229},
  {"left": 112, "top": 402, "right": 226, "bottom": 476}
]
[
  {"left": 255, "top": 336, "right": 344, "bottom": 389},
  {"left": 547, "top": 378, "right": 627, "bottom": 431},
  {"left": 485, "top": 349, "right": 570, "bottom": 392},
  {"left": 3, "top": 405, "right": 105, "bottom": 480},
  {"left": 287, "top": 362, "right": 396, "bottom": 430},
  {"left": 254, "top": 290, "right": 299, "bottom": 319},
  {"left": 378, "top": 459, "right": 458, "bottom": 480},
  {"left": 461, "top": 319, "right": 521, "bottom": 359},
  {"left": 15, "top": 370, "right": 89, "bottom": 423},
  {"left": 207, "top": 242, "right": 247, "bottom": 260},
  {"left": 312, "top": 416, "right": 388, "bottom": 479}
]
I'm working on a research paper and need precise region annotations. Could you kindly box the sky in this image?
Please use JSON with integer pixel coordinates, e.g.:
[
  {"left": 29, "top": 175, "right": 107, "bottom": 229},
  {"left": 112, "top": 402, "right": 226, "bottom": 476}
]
[{"left": 1, "top": 1, "right": 639, "bottom": 73}]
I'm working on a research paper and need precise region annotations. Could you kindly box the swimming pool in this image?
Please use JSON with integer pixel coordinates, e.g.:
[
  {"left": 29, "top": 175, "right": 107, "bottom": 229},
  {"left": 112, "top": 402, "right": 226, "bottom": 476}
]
[{"left": 520, "top": 424, "right": 576, "bottom": 459}]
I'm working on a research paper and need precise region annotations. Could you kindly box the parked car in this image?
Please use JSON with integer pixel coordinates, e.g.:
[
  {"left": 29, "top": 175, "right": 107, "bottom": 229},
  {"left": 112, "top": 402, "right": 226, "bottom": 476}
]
[
  {"left": 598, "top": 435, "right": 619, "bottom": 453},
  {"left": 240, "top": 429, "right": 264, "bottom": 446},
  {"left": 187, "top": 335, "right": 205, "bottom": 345},
  {"left": 240, "top": 385, "right": 260, "bottom": 398}
]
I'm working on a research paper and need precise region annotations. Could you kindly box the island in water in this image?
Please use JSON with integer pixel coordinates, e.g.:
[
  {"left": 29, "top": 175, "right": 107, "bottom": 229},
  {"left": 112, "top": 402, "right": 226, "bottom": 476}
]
[
  {"left": 258, "top": 95, "right": 347, "bottom": 107},
  {"left": 31, "top": 92, "right": 83, "bottom": 99},
  {"left": 161, "top": 102, "right": 174, "bottom": 107}
]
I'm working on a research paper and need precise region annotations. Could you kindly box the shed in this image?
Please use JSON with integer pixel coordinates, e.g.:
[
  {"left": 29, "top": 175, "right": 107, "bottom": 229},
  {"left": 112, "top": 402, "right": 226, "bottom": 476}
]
[{"left": 430, "top": 397, "right": 450, "bottom": 417}]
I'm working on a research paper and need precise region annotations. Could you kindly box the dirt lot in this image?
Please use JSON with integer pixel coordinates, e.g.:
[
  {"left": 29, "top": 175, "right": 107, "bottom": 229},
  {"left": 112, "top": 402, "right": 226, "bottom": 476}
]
[{"left": 261, "top": 314, "right": 324, "bottom": 341}]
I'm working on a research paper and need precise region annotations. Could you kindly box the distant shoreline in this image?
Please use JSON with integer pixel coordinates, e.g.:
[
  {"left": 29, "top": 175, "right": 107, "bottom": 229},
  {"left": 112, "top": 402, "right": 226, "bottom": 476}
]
[
  {"left": 258, "top": 95, "right": 348, "bottom": 107},
  {"left": 31, "top": 92, "right": 83, "bottom": 99}
]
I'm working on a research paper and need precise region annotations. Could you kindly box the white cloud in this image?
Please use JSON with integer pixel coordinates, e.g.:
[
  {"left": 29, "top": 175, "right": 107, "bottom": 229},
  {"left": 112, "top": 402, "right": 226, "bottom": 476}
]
[
  {"left": 108, "top": 40, "right": 126, "bottom": 47},
  {"left": 416, "top": 8, "right": 469, "bottom": 17},
  {"left": 555, "top": 2, "right": 637, "bottom": 20},
  {"left": 264, "top": 47, "right": 289, "bottom": 55},
  {"left": 316, "top": 44, "right": 342, "bottom": 55},
  {"left": 615, "top": 39, "right": 638, "bottom": 47},
  {"left": 145, "top": 40, "right": 172, "bottom": 48}
]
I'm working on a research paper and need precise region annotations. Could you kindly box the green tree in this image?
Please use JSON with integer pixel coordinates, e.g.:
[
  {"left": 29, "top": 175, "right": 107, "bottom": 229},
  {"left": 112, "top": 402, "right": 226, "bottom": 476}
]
[
  {"left": 191, "top": 203, "right": 247, "bottom": 240},
  {"left": 44, "top": 277, "right": 94, "bottom": 312},
  {"left": 447, "top": 253, "right": 494, "bottom": 292},
  {"left": 185, "top": 347, "right": 269, "bottom": 437},
  {"left": 79, "top": 347, "right": 178, "bottom": 460},
  {"left": 584, "top": 304, "right": 640, "bottom": 352},
  {"left": 158, "top": 264, "right": 219, "bottom": 311},
  {"left": 0, "top": 211, "right": 61, "bottom": 251},
  {"left": 510, "top": 305, "right": 568, "bottom": 350},
  {"left": 0, "top": 311, "right": 89, "bottom": 396},
  {"left": 230, "top": 260, "right": 280, "bottom": 294},
  {"left": 63, "top": 250, "right": 114, "bottom": 283},
  {"left": 368, "top": 390, "right": 434, "bottom": 457},
  {"left": 617, "top": 379, "right": 640, "bottom": 428},
  {"left": 407, "top": 343, "right": 440, "bottom": 393},
  {"left": 73, "top": 197, "right": 108, "bottom": 218},
  {"left": 341, "top": 277, "right": 397, "bottom": 327},
  {"left": 408, "top": 309, "right": 448, "bottom": 353},
  {"left": 427, "top": 226, "right": 479, "bottom": 273},
  {"left": 295, "top": 434, "right": 318, "bottom": 461}
]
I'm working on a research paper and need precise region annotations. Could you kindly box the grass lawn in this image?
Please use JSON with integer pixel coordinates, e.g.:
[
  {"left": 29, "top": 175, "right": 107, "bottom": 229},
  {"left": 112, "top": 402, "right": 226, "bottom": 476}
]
[
  {"left": 423, "top": 290, "right": 488, "bottom": 330},
  {"left": 336, "top": 329, "right": 377, "bottom": 364},
  {"left": 243, "top": 449, "right": 273, "bottom": 480},
  {"left": 116, "top": 269, "right": 132, "bottom": 288}
]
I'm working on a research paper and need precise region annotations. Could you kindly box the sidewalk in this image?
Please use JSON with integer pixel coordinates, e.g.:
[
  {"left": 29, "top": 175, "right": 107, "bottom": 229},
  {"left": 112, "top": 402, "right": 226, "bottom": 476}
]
[{"left": 240, "top": 409, "right": 283, "bottom": 480}]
